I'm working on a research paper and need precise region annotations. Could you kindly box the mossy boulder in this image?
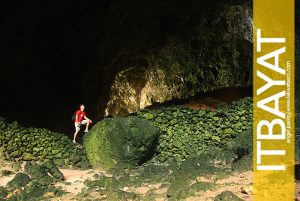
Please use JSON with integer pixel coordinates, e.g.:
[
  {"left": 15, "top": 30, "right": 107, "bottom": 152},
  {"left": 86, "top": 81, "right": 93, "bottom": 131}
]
[
  {"left": 16, "top": 181, "right": 46, "bottom": 200},
  {"left": 24, "top": 161, "right": 64, "bottom": 186},
  {"left": 7, "top": 173, "right": 31, "bottom": 188},
  {"left": 4, "top": 180, "right": 65, "bottom": 201},
  {"left": 214, "top": 191, "right": 243, "bottom": 201},
  {"left": 2, "top": 162, "right": 66, "bottom": 201},
  {"left": 84, "top": 116, "right": 159, "bottom": 169},
  {"left": 44, "top": 160, "right": 64, "bottom": 181},
  {"left": 24, "top": 162, "right": 54, "bottom": 186}
]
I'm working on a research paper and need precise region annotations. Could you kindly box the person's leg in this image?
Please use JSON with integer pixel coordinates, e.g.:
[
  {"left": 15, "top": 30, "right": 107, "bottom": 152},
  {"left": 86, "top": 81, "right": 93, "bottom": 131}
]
[
  {"left": 73, "top": 123, "right": 80, "bottom": 143},
  {"left": 85, "top": 120, "right": 91, "bottom": 132},
  {"left": 81, "top": 120, "right": 89, "bottom": 132}
]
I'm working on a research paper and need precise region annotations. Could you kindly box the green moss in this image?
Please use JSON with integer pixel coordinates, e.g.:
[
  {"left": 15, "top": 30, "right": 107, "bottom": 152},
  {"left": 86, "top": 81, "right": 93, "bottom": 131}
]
[
  {"left": 232, "top": 154, "right": 252, "bottom": 172},
  {"left": 137, "top": 97, "right": 252, "bottom": 162},
  {"left": 166, "top": 179, "right": 215, "bottom": 200},
  {"left": 16, "top": 182, "right": 45, "bottom": 201},
  {"left": 214, "top": 191, "right": 243, "bottom": 201},
  {"left": 84, "top": 176, "right": 119, "bottom": 190},
  {"left": 225, "top": 128, "right": 252, "bottom": 158},
  {"left": 106, "top": 190, "right": 137, "bottom": 201},
  {"left": 84, "top": 176, "right": 138, "bottom": 201},
  {"left": 44, "top": 160, "right": 64, "bottom": 181},
  {"left": 0, "top": 118, "right": 90, "bottom": 169},
  {"left": 7, "top": 173, "right": 31, "bottom": 188},
  {"left": 6, "top": 181, "right": 66, "bottom": 201},
  {"left": 167, "top": 177, "right": 190, "bottom": 198},
  {"left": 4, "top": 162, "right": 66, "bottom": 201},
  {"left": 190, "top": 182, "right": 215, "bottom": 192},
  {"left": 0, "top": 186, "right": 8, "bottom": 199},
  {"left": 138, "top": 163, "right": 170, "bottom": 184},
  {"left": 24, "top": 162, "right": 63, "bottom": 186},
  {"left": 84, "top": 177, "right": 106, "bottom": 188},
  {"left": 136, "top": 195, "right": 156, "bottom": 201},
  {"left": 84, "top": 116, "right": 159, "bottom": 169},
  {"left": 22, "top": 153, "right": 34, "bottom": 161},
  {"left": 175, "top": 183, "right": 215, "bottom": 201}
]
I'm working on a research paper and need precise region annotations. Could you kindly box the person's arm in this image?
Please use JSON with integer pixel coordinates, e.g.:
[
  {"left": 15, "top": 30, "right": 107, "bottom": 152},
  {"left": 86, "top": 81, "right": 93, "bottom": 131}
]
[{"left": 84, "top": 115, "right": 92, "bottom": 122}]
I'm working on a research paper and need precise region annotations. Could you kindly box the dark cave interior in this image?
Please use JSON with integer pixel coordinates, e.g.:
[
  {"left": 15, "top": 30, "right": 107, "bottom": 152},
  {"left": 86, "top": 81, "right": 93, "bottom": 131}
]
[{"left": 0, "top": 0, "right": 298, "bottom": 136}]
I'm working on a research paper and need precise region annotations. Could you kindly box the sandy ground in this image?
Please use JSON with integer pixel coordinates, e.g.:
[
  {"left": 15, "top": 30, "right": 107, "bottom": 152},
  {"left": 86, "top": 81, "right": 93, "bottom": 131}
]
[
  {"left": 0, "top": 169, "right": 99, "bottom": 190},
  {"left": 0, "top": 174, "right": 15, "bottom": 187},
  {"left": 54, "top": 169, "right": 102, "bottom": 194},
  {"left": 1, "top": 168, "right": 252, "bottom": 200},
  {"left": 1, "top": 168, "right": 300, "bottom": 201},
  {"left": 54, "top": 170, "right": 253, "bottom": 201},
  {"left": 187, "top": 171, "right": 253, "bottom": 201}
]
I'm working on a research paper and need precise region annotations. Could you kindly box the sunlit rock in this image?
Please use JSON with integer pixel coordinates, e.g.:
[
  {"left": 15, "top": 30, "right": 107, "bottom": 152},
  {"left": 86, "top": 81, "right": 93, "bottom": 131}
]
[{"left": 104, "top": 3, "right": 252, "bottom": 117}]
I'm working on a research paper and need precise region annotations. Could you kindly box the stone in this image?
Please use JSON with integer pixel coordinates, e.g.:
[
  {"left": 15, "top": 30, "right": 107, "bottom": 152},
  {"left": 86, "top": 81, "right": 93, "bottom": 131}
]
[
  {"left": 53, "top": 159, "right": 65, "bottom": 167},
  {"left": 84, "top": 116, "right": 159, "bottom": 169},
  {"left": 0, "top": 169, "right": 13, "bottom": 177},
  {"left": 44, "top": 191, "right": 55, "bottom": 197},
  {"left": 100, "top": 3, "right": 252, "bottom": 117},
  {"left": 240, "top": 185, "right": 253, "bottom": 195},
  {"left": 44, "top": 160, "right": 64, "bottom": 181},
  {"left": 22, "top": 153, "right": 34, "bottom": 161},
  {"left": 214, "top": 191, "right": 243, "bottom": 201},
  {"left": 24, "top": 162, "right": 54, "bottom": 186},
  {"left": 7, "top": 173, "right": 31, "bottom": 188}
]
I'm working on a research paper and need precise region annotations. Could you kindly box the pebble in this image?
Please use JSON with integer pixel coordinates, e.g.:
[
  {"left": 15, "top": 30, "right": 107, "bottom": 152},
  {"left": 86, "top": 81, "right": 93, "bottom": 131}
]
[{"left": 240, "top": 185, "right": 253, "bottom": 195}]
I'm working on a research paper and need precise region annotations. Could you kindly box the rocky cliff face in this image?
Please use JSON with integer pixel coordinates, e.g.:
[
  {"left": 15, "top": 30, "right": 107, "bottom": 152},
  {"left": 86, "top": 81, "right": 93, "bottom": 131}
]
[{"left": 103, "top": 2, "right": 253, "bottom": 116}]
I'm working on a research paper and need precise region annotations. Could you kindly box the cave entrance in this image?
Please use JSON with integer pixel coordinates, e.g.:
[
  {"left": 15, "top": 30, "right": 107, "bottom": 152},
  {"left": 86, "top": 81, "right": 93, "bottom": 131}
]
[{"left": 145, "top": 86, "right": 253, "bottom": 111}]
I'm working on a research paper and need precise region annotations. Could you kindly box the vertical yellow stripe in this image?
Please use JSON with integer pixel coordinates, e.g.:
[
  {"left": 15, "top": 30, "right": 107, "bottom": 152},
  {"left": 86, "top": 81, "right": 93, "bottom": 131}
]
[{"left": 253, "top": 0, "right": 294, "bottom": 200}]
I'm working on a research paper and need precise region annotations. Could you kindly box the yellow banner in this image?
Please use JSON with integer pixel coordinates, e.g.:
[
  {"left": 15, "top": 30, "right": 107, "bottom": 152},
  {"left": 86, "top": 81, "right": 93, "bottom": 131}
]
[{"left": 253, "top": 0, "right": 294, "bottom": 200}]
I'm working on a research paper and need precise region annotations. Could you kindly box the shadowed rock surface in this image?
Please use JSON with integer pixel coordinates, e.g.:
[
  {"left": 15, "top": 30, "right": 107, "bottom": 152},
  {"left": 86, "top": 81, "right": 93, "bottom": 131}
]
[{"left": 104, "top": 2, "right": 253, "bottom": 116}]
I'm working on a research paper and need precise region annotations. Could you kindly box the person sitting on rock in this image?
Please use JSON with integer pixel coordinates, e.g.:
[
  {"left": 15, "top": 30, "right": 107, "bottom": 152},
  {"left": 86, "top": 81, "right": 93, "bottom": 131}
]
[{"left": 73, "top": 104, "right": 92, "bottom": 144}]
